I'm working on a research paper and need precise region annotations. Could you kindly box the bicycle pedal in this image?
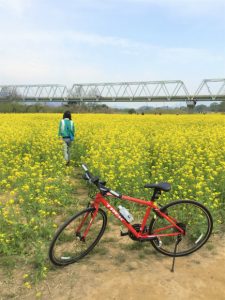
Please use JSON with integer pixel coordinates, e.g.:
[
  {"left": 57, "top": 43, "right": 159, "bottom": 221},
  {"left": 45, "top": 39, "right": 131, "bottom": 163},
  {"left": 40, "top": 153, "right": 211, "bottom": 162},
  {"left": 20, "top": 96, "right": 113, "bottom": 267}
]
[
  {"left": 120, "top": 231, "right": 129, "bottom": 236},
  {"left": 120, "top": 227, "right": 129, "bottom": 236}
]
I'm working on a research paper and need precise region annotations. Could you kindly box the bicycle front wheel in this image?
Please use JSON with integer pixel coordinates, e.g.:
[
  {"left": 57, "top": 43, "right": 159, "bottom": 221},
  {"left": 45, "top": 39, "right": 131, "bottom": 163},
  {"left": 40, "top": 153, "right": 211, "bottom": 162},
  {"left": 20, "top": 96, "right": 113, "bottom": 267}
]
[
  {"left": 149, "top": 200, "right": 213, "bottom": 257},
  {"left": 49, "top": 207, "right": 107, "bottom": 266}
]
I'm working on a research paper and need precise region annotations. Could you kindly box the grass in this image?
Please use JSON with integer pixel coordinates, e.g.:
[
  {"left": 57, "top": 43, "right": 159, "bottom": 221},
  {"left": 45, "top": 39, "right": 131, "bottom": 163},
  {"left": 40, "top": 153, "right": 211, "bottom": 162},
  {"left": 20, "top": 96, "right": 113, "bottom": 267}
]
[
  {"left": 92, "top": 246, "right": 109, "bottom": 256},
  {"left": 138, "top": 252, "right": 146, "bottom": 260},
  {"left": 126, "top": 264, "right": 137, "bottom": 271},
  {"left": 101, "top": 237, "right": 117, "bottom": 243},
  {"left": 114, "top": 254, "right": 126, "bottom": 265},
  {"left": 205, "top": 243, "right": 214, "bottom": 251}
]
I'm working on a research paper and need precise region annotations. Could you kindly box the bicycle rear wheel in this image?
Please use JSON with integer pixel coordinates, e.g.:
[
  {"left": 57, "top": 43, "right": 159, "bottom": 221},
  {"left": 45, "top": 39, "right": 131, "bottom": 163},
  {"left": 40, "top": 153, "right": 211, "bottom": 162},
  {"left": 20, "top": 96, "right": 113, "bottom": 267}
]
[
  {"left": 49, "top": 207, "right": 107, "bottom": 266},
  {"left": 149, "top": 200, "right": 213, "bottom": 257}
]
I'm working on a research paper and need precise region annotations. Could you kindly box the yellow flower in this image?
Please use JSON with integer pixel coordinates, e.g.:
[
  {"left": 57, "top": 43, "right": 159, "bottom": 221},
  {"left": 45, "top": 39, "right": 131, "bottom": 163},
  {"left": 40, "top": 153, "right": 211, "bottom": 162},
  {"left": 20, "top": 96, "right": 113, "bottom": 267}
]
[{"left": 24, "top": 282, "right": 32, "bottom": 289}]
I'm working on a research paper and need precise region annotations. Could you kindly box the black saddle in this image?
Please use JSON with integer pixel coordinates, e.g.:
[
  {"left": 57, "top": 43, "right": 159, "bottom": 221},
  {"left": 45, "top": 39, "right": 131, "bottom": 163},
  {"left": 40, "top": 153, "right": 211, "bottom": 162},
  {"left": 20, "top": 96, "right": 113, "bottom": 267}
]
[{"left": 144, "top": 182, "right": 171, "bottom": 192}]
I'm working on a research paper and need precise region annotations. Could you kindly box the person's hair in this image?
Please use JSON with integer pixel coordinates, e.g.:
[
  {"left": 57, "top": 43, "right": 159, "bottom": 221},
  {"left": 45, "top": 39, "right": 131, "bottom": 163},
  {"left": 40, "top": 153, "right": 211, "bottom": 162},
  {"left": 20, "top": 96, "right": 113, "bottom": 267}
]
[{"left": 63, "top": 111, "right": 72, "bottom": 120}]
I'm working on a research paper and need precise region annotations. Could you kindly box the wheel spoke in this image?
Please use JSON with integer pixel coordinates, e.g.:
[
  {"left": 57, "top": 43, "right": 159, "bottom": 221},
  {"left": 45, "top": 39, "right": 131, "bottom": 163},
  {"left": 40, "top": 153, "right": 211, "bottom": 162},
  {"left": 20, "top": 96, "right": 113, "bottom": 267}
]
[
  {"left": 149, "top": 200, "right": 213, "bottom": 257},
  {"left": 49, "top": 208, "right": 107, "bottom": 265}
]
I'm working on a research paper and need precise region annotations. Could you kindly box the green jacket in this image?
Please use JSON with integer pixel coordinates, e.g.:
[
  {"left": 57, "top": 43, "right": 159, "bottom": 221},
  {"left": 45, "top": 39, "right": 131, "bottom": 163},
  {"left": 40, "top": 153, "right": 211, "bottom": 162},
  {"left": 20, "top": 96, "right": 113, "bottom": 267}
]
[{"left": 58, "top": 118, "right": 75, "bottom": 138}]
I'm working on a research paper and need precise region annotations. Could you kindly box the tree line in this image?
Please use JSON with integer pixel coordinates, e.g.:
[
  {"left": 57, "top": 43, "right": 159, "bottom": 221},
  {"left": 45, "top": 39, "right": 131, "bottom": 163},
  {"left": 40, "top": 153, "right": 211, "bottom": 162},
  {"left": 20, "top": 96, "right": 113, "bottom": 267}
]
[{"left": 0, "top": 101, "right": 225, "bottom": 114}]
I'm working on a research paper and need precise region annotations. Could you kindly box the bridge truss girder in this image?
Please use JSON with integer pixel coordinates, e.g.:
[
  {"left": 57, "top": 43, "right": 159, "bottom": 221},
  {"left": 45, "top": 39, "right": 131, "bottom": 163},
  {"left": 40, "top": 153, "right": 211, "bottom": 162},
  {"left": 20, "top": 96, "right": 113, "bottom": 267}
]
[
  {"left": 0, "top": 85, "right": 68, "bottom": 102},
  {"left": 0, "top": 79, "right": 225, "bottom": 103}
]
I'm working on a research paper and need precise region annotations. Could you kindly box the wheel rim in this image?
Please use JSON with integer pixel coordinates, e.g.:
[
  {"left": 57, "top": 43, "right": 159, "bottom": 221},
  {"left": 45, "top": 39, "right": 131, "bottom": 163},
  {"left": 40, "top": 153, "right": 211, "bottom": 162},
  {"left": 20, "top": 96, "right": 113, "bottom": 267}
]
[
  {"left": 52, "top": 209, "right": 106, "bottom": 264},
  {"left": 150, "top": 201, "right": 212, "bottom": 256}
]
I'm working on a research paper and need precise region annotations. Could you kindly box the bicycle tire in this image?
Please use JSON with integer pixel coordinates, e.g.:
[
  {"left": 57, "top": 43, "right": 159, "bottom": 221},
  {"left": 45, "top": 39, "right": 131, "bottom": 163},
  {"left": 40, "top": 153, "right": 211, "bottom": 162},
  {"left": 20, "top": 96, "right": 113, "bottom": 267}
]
[
  {"left": 49, "top": 207, "right": 107, "bottom": 266},
  {"left": 149, "top": 200, "right": 213, "bottom": 257}
]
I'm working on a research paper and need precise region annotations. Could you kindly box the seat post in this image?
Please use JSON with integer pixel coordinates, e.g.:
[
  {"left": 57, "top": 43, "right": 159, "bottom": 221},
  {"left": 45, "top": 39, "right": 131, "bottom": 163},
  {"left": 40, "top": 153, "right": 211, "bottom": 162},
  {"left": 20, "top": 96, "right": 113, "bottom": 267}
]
[{"left": 151, "top": 188, "right": 161, "bottom": 201}]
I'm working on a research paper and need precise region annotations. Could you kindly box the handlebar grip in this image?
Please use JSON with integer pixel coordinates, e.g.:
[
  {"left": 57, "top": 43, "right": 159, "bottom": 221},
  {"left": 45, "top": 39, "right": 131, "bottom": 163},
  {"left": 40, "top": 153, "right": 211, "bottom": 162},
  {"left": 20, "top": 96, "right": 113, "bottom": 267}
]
[
  {"left": 81, "top": 163, "right": 93, "bottom": 180},
  {"left": 81, "top": 164, "right": 121, "bottom": 198},
  {"left": 82, "top": 164, "right": 88, "bottom": 172}
]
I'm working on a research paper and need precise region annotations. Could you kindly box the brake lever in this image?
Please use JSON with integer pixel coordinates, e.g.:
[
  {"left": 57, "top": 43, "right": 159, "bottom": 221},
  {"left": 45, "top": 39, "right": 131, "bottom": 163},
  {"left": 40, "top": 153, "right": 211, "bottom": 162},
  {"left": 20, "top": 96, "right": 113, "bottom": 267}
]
[{"left": 99, "top": 180, "right": 106, "bottom": 185}]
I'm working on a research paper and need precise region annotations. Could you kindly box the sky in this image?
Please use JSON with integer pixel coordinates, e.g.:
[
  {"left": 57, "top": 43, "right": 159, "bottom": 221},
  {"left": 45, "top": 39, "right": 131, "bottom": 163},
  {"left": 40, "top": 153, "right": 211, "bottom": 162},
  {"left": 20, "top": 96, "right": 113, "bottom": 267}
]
[{"left": 0, "top": 0, "right": 225, "bottom": 107}]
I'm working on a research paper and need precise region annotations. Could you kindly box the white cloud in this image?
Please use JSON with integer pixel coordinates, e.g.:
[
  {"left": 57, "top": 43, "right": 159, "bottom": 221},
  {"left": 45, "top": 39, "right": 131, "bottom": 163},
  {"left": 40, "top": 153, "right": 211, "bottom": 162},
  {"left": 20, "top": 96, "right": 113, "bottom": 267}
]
[
  {"left": 0, "top": 0, "right": 32, "bottom": 15},
  {"left": 0, "top": 29, "right": 224, "bottom": 86},
  {"left": 0, "top": 30, "right": 144, "bottom": 50},
  {"left": 0, "top": 59, "right": 105, "bottom": 85},
  {"left": 158, "top": 47, "right": 223, "bottom": 64},
  {"left": 0, "top": 29, "right": 222, "bottom": 60}
]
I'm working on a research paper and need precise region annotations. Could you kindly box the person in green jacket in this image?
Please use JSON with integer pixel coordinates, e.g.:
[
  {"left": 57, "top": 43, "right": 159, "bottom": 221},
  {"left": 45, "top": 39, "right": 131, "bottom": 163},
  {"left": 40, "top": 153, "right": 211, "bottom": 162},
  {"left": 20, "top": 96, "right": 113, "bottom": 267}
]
[{"left": 58, "top": 111, "right": 75, "bottom": 166}]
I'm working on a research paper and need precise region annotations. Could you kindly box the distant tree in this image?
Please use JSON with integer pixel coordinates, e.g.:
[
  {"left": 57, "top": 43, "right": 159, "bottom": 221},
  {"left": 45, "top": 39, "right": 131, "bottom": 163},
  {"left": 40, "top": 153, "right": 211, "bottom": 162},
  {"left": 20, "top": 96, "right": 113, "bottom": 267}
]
[
  {"left": 218, "top": 101, "right": 225, "bottom": 112},
  {"left": 128, "top": 108, "right": 136, "bottom": 114},
  {"left": 210, "top": 102, "right": 220, "bottom": 112},
  {"left": 195, "top": 104, "right": 208, "bottom": 113}
]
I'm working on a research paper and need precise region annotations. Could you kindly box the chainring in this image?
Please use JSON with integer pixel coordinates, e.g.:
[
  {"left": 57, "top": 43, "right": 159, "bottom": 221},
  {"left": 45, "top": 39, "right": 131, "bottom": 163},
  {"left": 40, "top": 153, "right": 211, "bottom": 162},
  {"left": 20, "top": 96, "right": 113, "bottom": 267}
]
[{"left": 128, "top": 224, "right": 148, "bottom": 241}]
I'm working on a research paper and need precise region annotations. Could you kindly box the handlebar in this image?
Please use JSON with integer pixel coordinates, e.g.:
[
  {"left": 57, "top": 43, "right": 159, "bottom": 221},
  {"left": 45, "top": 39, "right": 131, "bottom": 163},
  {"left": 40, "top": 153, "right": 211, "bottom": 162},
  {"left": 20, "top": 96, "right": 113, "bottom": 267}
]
[{"left": 81, "top": 163, "right": 122, "bottom": 198}]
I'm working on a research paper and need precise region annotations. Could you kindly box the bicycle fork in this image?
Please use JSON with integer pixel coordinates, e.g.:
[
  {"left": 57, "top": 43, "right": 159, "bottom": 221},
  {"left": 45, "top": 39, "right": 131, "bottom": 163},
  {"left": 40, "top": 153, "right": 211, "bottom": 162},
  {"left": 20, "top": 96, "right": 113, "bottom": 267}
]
[{"left": 76, "top": 209, "right": 98, "bottom": 242}]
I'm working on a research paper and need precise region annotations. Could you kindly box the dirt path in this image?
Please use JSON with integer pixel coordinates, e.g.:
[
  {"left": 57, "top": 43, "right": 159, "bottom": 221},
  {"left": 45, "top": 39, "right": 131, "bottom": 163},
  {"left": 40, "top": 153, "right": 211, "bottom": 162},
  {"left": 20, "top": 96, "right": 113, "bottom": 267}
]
[
  {"left": 2, "top": 231, "right": 224, "bottom": 300},
  {"left": 1, "top": 169, "right": 225, "bottom": 300}
]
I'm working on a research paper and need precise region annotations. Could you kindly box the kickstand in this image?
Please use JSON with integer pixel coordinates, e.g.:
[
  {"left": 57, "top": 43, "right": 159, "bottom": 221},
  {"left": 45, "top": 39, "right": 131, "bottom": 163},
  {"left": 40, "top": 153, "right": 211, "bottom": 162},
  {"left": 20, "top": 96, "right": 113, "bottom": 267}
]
[{"left": 171, "top": 235, "right": 182, "bottom": 272}]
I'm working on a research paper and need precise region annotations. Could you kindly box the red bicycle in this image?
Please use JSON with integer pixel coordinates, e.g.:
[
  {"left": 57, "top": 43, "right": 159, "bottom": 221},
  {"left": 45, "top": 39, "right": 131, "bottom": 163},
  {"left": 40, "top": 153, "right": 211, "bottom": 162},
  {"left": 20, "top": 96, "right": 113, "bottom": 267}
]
[{"left": 49, "top": 164, "right": 213, "bottom": 271}]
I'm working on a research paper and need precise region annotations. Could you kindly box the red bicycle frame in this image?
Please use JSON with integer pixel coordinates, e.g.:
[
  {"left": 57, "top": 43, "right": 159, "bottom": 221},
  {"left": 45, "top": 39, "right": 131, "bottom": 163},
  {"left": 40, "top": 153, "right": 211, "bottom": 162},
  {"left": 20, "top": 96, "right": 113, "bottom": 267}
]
[{"left": 80, "top": 192, "right": 185, "bottom": 240}]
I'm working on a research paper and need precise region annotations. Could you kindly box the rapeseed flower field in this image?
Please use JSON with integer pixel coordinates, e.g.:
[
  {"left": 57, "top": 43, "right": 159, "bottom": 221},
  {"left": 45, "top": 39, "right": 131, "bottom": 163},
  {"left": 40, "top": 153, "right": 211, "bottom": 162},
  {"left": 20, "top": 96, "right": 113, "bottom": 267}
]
[
  {"left": 0, "top": 113, "right": 225, "bottom": 279},
  {"left": 77, "top": 114, "right": 225, "bottom": 207}
]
